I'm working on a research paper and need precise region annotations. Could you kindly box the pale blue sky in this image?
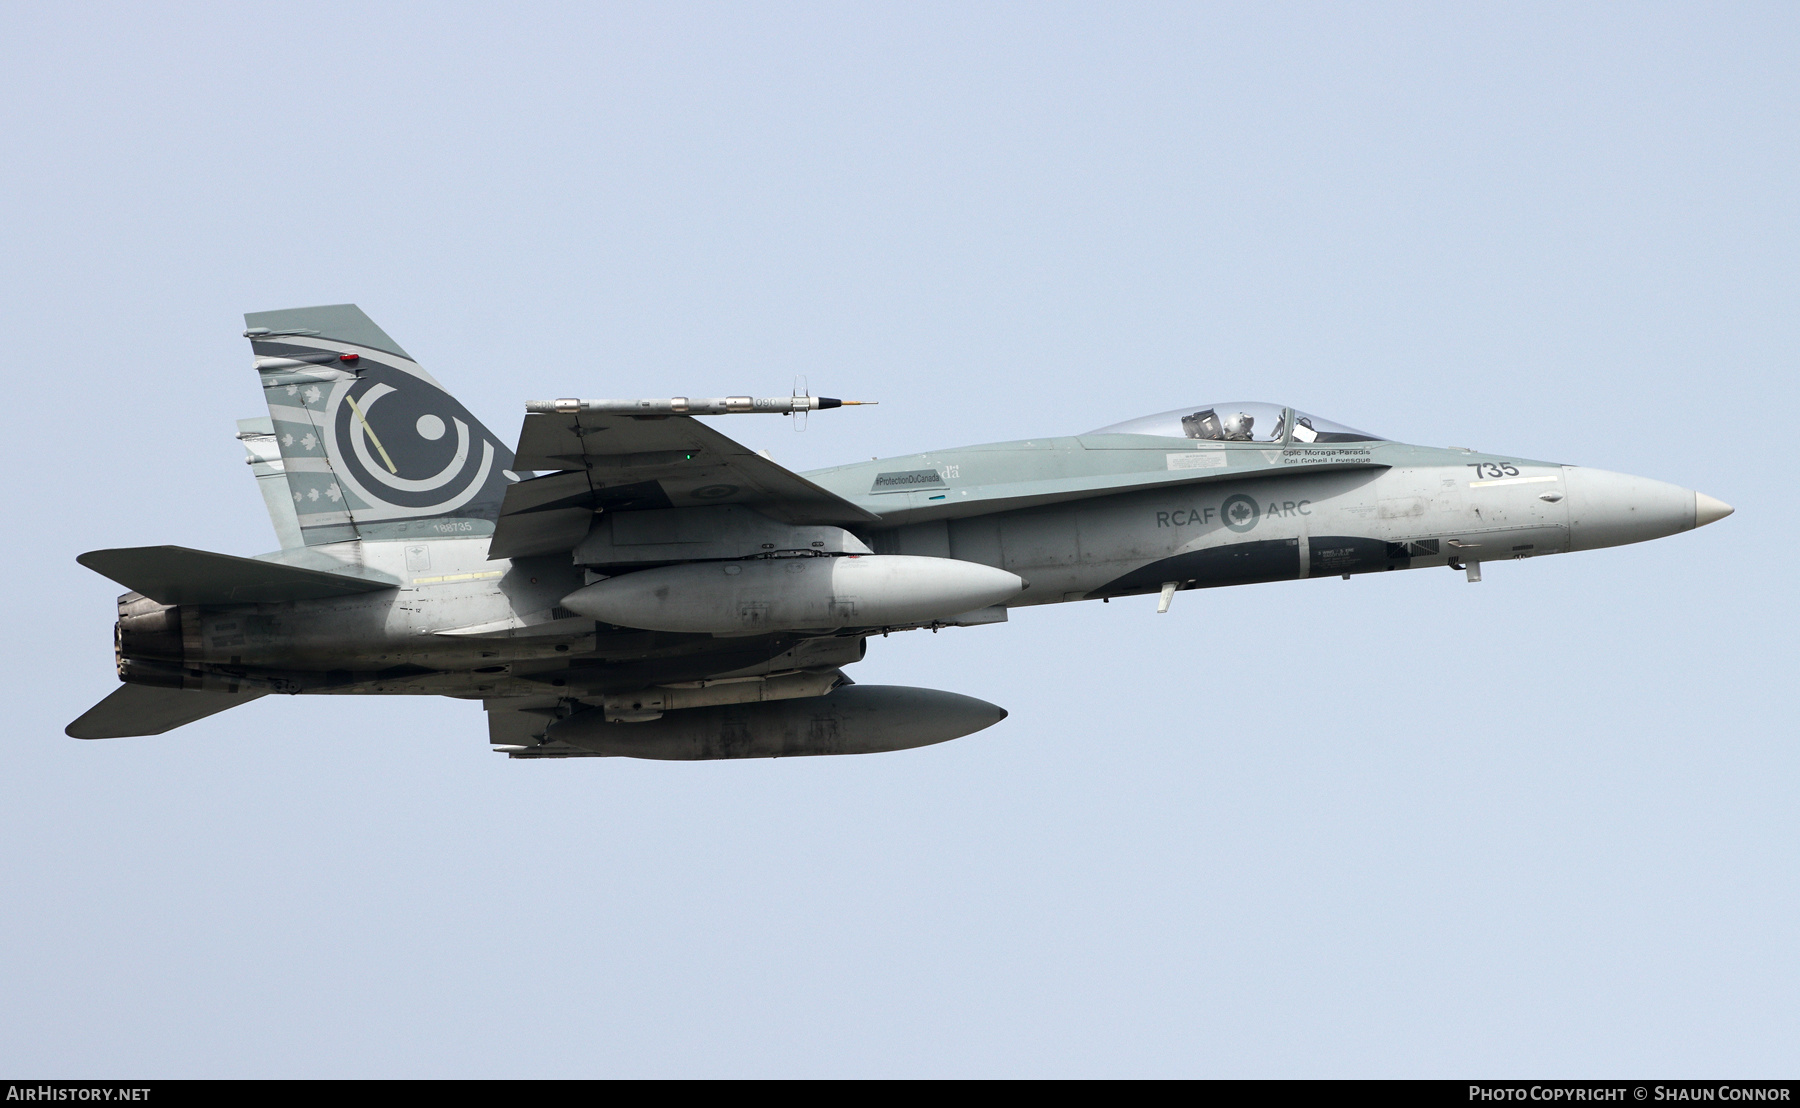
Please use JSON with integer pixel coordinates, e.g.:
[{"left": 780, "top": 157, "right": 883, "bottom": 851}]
[{"left": 2, "top": 2, "right": 1794, "bottom": 1076}]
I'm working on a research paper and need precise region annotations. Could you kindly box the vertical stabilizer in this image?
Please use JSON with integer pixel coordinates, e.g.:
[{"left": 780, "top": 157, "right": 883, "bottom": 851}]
[
  {"left": 236, "top": 417, "right": 304, "bottom": 550},
  {"left": 243, "top": 305, "right": 516, "bottom": 545}
]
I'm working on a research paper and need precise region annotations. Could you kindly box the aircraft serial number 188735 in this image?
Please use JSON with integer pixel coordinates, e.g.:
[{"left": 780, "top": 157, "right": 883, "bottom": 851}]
[{"left": 67, "top": 306, "right": 1733, "bottom": 759}]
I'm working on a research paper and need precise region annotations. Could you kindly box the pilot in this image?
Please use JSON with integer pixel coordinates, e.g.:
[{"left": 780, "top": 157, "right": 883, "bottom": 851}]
[{"left": 1221, "top": 411, "right": 1255, "bottom": 441}]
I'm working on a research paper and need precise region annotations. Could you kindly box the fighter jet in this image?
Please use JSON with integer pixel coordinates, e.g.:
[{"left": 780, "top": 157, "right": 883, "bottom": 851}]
[{"left": 67, "top": 305, "right": 1735, "bottom": 758}]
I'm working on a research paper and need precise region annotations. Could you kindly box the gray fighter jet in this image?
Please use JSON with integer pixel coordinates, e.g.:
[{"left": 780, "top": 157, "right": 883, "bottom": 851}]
[{"left": 67, "top": 305, "right": 1734, "bottom": 758}]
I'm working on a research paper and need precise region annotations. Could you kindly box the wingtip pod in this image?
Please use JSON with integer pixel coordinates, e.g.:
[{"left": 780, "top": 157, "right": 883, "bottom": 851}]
[{"left": 546, "top": 685, "right": 1008, "bottom": 759}]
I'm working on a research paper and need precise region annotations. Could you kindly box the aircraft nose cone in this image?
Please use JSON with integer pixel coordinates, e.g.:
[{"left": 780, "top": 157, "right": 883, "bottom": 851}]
[
  {"left": 1695, "top": 492, "right": 1734, "bottom": 528},
  {"left": 1563, "top": 467, "right": 1710, "bottom": 552}
]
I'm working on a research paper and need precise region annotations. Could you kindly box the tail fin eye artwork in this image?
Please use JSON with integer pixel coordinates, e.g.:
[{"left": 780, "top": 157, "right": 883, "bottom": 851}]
[{"left": 68, "top": 305, "right": 1734, "bottom": 758}]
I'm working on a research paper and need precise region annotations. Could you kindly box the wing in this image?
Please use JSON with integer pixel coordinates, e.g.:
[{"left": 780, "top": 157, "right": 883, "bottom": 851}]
[{"left": 490, "top": 411, "right": 879, "bottom": 559}]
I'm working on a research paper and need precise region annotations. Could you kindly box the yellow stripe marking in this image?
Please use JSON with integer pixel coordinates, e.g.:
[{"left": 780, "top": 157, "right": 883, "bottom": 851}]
[
  {"left": 413, "top": 571, "right": 504, "bottom": 585},
  {"left": 345, "top": 392, "right": 399, "bottom": 474}
]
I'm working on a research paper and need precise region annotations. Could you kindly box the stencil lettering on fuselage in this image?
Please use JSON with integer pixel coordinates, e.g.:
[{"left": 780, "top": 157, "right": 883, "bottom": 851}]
[{"left": 1154, "top": 498, "right": 1312, "bottom": 531}]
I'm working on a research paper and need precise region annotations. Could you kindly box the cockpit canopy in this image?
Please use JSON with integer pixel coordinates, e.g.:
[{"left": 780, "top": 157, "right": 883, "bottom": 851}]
[{"left": 1086, "top": 401, "right": 1383, "bottom": 444}]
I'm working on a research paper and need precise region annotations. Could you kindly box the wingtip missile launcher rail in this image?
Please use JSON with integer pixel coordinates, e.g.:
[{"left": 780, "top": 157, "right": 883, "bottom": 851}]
[{"left": 526, "top": 396, "right": 877, "bottom": 416}]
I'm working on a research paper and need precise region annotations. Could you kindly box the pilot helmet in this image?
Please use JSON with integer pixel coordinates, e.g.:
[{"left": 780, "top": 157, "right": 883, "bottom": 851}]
[{"left": 1222, "top": 411, "right": 1255, "bottom": 439}]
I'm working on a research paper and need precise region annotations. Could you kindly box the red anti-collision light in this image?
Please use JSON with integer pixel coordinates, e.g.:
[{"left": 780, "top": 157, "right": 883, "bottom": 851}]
[{"left": 339, "top": 353, "right": 360, "bottom": 363}]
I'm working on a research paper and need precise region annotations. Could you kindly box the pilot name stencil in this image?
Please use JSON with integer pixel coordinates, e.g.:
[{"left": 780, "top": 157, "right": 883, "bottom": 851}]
[{"left": 1280, "top": 447, "right": 1373, "bottom": 465}]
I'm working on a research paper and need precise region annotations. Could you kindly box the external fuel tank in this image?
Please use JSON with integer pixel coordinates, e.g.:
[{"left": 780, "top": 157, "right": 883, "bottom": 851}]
[{"left": 561, "top": 554, "right": 1023, "bottom": 634}]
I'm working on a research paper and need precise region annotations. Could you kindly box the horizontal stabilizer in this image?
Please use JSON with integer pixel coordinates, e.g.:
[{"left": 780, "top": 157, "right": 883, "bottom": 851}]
[
  {"left": 77, "top": 546, "right": 400, "bottom": 605},
  {"left": 67, "top": 683, "right": 267, "bottom": 739}
]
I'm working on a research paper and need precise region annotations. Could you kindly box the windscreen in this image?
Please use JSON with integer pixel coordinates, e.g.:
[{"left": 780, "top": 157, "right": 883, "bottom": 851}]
[{"left": 1286, "top": 410, "right": 1382, "bottom": 443}]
